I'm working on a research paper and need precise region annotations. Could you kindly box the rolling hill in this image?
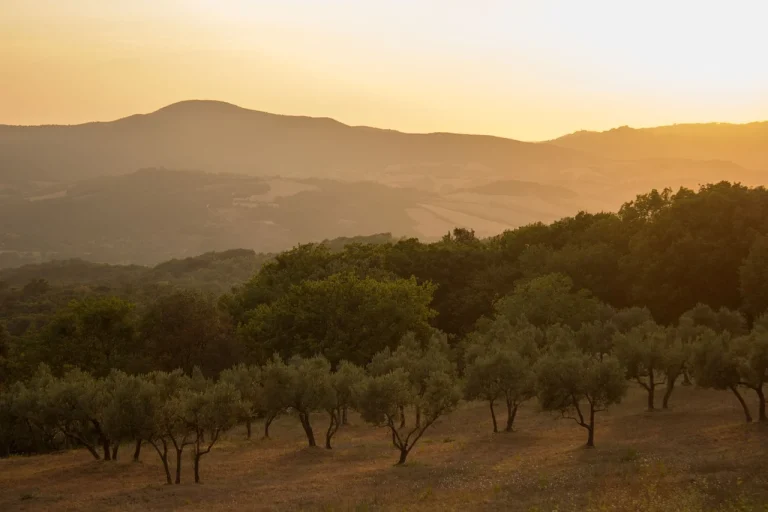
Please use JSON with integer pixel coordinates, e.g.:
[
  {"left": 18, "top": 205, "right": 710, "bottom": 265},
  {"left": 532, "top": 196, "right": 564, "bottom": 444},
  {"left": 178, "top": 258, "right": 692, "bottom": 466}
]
[
  {"left": 0, "top": 101, "right": 766, "bottom": 267},
  {"left": 0, "top": 100, "right": 591, "bottom": 183},
  {"left": 550, "top": 122, "right": 768, "bottom": 170}
]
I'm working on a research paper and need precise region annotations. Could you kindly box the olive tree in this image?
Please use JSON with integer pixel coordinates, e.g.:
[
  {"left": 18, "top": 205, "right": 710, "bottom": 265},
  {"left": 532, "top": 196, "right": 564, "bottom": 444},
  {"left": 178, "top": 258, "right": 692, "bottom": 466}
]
[
  {"left": 660, "top": 336, "right": 689, "bottom": 409},
  {"left": 8, "top": 366, "right": 75, "bottom": 456},
  {"left": 142, "top": 370, "right": 194, "bottom": 484},
  {"left": 367, "top": 333, "right": 454, "bottom": 429},
  {"left": 180, "top": 381, "right": 245, "bottom": 483},
  {"left": 679, "top": 305, "right": 748, "bottom": 386},
  {"left": 465, "top": 346, "right": 535, "bottom": 433},
  {"left": 536, "top": 348, "right": 627, "bottom": 447},
  {"left": 102, "top": 370, "right": 156, "bottom": 461},
  {"left": 219, "top": 364, "right": 262, "bottom": 439},
  {"left": 355, "top": 368, "right": 460, "bottom": 464},
  {"left": 367, "top": 347, "right": 405, "bottom": 426},
  {"left": 731, "top": 326, "right": 768, "bottom": 421},
  {"left": 464, "top": 318, "right": 537, "bottom": 432},
  {"left": 322, "top": 360, "right": 366, "bottom": 448},
  {"left": 691, "top": 331, "right": 754, "bottom": 422},
  {"left": 18, "top": 368, "right": 116, "bottom": 460},
  {"left": 262, "top": 355, "right": 332, "bottom": 447},
  {"left": 691, "top": 318, "right": 768, "bottom": 422},
  {"left": 259, "top": 355, "right": 293, "bottom": 439},
  {"left": 614, "top": 321, "right": 676, "bottom": 411}
]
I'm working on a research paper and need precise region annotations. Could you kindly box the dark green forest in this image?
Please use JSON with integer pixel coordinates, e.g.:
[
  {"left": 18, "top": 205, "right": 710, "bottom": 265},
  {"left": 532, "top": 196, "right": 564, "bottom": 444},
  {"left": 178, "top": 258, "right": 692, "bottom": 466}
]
[{"left": 2, "top": 181, "right": 768, "bottom": 475}]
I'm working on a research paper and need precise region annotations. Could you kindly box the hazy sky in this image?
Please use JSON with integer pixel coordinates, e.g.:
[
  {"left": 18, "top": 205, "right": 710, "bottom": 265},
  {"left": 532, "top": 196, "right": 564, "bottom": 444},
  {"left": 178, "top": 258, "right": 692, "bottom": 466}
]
[{"left": 2, "top": 1, "right": 767, "bottom": 140}]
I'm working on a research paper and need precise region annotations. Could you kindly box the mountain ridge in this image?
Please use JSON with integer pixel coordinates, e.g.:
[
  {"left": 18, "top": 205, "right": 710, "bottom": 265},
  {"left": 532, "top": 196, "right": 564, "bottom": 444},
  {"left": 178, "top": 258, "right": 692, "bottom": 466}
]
[
  {"left": 0, "top": 99, "right": 591, "bottom": 183},
  {"left": 1, "top": 100, "right": 766, "bottom": 268},
  {"left": 3, "top": 99, "right": 767, "bottom": 142}
]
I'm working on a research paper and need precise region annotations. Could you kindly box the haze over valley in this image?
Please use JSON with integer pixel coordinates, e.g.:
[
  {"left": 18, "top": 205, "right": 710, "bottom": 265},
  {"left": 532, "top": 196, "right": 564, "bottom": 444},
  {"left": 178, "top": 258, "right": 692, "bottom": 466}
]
[{"left": 2, "top": 100, "right": 766, "bottom": 267}]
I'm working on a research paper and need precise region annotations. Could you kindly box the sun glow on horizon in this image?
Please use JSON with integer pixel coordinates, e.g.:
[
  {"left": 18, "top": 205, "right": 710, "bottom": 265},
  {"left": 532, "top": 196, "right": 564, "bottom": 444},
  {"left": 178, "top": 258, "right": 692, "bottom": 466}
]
[{"left": 1, "top": 0, "right": 767, "bottom": 140}]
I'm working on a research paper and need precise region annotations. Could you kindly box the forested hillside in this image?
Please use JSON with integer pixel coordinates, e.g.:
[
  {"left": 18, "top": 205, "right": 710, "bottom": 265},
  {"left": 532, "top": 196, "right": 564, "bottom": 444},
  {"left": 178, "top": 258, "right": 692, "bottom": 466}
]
[
  {"left": 3, "top": 181, "right": 768, "bottom": 509},
  {"left": 2, "top": 182, "right": 767, "bottom": 379}
]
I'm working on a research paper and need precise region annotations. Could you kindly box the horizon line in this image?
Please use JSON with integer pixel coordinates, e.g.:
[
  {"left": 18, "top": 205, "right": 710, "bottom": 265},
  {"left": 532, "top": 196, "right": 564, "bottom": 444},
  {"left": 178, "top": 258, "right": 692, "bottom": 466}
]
[{"left": 2, "top": 98, "right": 767, "bottom": 144}]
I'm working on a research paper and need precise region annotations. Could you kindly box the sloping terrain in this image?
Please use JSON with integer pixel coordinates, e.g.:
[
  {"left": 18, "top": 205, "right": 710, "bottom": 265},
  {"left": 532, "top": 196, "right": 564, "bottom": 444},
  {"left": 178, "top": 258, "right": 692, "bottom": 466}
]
[
  {"left": 1, "top": 101, "right": 767, "bottom": 267},
  {"left": 0, "top": 100, "right": 590, "bottom": 183},
  {"left": 550, "top": 122, "right": 768, "bottom": 171},
  {"left": 0, "top": 387, "right": 766, "bottom": 511},
  {"left": 0, "top": 170, "right": 425, "bottom": 266}
]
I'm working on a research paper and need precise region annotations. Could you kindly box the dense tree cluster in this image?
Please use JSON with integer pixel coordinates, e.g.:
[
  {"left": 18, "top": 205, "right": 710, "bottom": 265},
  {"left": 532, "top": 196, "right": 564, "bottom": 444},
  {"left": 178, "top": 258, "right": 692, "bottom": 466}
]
[{"left": 3, "top": 182, "right": 768, "bottom": 475}]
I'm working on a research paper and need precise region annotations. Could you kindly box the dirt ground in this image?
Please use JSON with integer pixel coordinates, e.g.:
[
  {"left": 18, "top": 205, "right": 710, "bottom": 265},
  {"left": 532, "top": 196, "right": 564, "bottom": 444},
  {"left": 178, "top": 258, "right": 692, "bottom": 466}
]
[{"left": 1, "top": 386, "right": 767, "bottom": 511}]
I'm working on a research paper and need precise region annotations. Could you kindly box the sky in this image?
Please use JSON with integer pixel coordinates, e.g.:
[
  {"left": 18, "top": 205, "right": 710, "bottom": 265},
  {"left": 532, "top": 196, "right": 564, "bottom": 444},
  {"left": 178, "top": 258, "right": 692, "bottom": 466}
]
[{"left": 1, "top": 0, "right": 767, "bottom": 141}]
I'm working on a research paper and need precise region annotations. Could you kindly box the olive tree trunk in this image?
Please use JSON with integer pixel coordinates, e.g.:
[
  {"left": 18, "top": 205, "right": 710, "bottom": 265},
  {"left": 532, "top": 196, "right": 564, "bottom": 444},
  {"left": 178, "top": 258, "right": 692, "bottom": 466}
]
[
  {"left": 756, "top": 387, "right": 766, "bottom": 422},
  {"left": 299, "top": 412, "right": 316, "bottom": 447},
  {"left": 729, "top": 385, "right": 752, "bottom": 423},
  {"left": 505, "top": 400, "right": 518, "bottom": 432},
  {"left": 133, "top": 439, "right": 142, "bottom": 462}
]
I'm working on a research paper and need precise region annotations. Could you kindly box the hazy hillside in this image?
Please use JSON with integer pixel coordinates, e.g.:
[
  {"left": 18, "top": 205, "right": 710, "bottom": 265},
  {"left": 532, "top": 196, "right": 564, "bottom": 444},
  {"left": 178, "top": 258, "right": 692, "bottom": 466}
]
[
  {"left": 551, "top": 122, "right": 768, "bottom": 170},
  {"left": 1, "top": 101, "right": 767, "bottom": 267},
  {"left": 0, "top": 100, "right": 591, "bottom": 183},
  {"left": 0, "top": 169, "right": 425, "bottom": 267}
]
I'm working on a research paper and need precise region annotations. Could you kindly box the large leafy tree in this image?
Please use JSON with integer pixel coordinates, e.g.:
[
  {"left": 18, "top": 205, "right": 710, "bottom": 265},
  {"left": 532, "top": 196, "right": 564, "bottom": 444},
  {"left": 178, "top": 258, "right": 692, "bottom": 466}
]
[
  {"left": 225, "top": 244, "right": 340, "bottom": 323},
  {"left": 140, "top": 290, "right": 237, "bottom": 376},
  {"left": 0, "top": 323, "right": 10, "bottom": 389},
  {"left": 740, "top": 234, "right": 768, "bottom": 319},
  {"left": 495, "top": 273, "right": 608, "bottom": 330},
  {"left": 384, "top": 230, "right": 500, "bottom": 337},
  {"left": 240, "top": 273, "right": 436, "bottom": 366},
  {"left": 621, "top": 183, "right": 768, "bottom": 322},
  {"left": 39, "top": 297, "right": 137, "bottom": 376}
]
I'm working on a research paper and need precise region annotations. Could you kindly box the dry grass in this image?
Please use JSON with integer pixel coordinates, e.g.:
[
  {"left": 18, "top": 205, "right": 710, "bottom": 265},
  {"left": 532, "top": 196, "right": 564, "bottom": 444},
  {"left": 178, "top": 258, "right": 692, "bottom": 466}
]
[{"left": 1, "top": 387, "right": 768, "bottom": 511}]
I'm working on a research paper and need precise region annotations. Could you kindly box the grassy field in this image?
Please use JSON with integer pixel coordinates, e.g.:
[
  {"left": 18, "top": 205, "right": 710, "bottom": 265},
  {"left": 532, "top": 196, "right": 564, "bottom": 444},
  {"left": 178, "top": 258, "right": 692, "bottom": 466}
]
[{"left": 1, "top": 386, "right": 767, "bottom": 511}]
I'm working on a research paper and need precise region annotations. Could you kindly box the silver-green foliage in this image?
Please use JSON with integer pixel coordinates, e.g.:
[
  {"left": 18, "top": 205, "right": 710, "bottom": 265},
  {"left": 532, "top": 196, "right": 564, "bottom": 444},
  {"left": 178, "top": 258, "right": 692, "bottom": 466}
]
[
  {"left": 536, "top": 346, "right": 627, "bottom": 447},
  {"left": 357, "top": 336, "right": 460, "bottom": 465},
  {"left": 464, "top": 317, "right": 538, "bottom": 433}
]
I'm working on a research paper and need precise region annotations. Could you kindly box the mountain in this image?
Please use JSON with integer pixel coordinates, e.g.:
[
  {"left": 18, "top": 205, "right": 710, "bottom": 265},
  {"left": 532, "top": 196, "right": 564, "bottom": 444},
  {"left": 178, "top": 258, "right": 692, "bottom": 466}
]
[
  {"left": 0, "top": 100, "right": 591, "bottom": 183},
  {"left": 550, "top": 123, "right": 768, "bottom": 171},
  {"left": 1, "top": 101, "right": 767, "bottom": 268}
]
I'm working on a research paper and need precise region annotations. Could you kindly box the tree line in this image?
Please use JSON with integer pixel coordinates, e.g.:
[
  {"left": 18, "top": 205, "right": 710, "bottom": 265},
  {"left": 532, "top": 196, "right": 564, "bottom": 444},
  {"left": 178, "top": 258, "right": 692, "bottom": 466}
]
[
  {"left": 2, "top": 182, "right": 768, "bottom": 470},
  {"left": 2, "top": 277, "right": 767, "bottom": 480}
]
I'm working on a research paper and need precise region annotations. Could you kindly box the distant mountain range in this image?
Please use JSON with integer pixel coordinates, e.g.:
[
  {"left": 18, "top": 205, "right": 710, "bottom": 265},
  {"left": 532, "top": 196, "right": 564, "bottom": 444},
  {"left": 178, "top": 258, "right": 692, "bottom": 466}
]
[
  {"left": 0, "top": 101, "right": 766, "bottom": 267},
  {"left": 0, "top": 100, "right": 589, "bottom": 182},
  {"left": 551, "top": 122, "right": 768, "bottom": 170}
]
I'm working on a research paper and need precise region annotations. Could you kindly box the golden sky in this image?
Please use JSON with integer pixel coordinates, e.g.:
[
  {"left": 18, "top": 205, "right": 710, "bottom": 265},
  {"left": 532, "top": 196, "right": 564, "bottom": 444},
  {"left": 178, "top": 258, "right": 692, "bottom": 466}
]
[{"left": 2, "top": 1, "right": 767, "bottom": 140}]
